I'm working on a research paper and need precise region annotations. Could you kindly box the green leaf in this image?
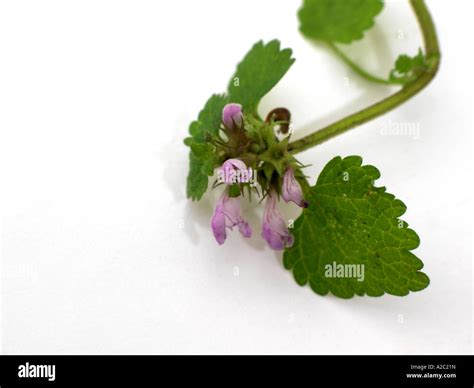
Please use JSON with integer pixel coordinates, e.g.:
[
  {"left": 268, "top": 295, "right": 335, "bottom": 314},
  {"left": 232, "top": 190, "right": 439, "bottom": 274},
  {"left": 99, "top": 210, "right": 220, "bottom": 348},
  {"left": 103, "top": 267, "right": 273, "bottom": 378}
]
[
  {"left": 283, "top": 156, "right": 429, "bottom": 299},
  {"left": 186, "top": 153, "right": 209, "bottom": 201},
  {"left": 190, "top": 142, "right": 213, "bottom": 159},
  {"left": 389, "top": 49, "right": 427, "bottom": 84},
  {"left": 299, "top": 0, "right": 384, "bottom": 44},
  {"left": 228, "top": 40, "right": 295, "bottom": 114},
  {"left": 190, "top": 94, "right": 228, "bottom": 142},
  {"left": 185, "top": 94, "right": 228, "bottom": 201}
]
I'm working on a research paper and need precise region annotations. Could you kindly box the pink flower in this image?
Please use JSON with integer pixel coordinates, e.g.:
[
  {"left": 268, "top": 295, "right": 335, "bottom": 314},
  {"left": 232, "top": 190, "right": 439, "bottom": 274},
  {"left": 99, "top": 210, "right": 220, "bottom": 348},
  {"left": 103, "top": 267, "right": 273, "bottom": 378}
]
[
  {"left": 262, "top": 191, "right": 294, "bottom": 250},
  {"left": 222, "top": 103, "right": 243, "bottom": 129},
  {"left": 211, "top": 191, "right": 252, "bottom": 245},
  {"left": 218, "top": 158, "right": 252, "bottom": 184},
  {"left": 282, "top": 168, "right": 308, "bottom": 208}
]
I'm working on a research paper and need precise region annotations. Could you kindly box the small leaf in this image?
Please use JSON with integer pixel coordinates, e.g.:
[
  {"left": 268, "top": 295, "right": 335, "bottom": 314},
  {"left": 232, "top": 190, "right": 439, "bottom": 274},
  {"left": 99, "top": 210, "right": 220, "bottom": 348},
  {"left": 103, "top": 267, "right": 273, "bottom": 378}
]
[
  {"left": 187, "top": 153, "right": 209, "bottom": 201},
  {"left": 228, "top": 40, "right": 295, "bottom": 114},
  {"left": 185, "top": 94, "right": 228, "bottom": 201},
  {"left": 283, "top": 156, "right": 429, "bottom": 299},
  {"left": 389, "top": 49, "right": 427, "bottom": 84},
  {"left": 192, "top": 94, "right": 229, "bottom": 141},
  {"left": 190, "top": 143, "right": 214, "bottom": 159},
  {"left": 299, "top": 0, "right": 384, "bottom": 44}
]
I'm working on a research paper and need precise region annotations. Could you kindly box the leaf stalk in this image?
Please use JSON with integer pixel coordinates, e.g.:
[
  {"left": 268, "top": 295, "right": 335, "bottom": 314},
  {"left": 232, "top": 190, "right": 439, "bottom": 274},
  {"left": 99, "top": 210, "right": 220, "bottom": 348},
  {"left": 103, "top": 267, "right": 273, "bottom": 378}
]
[{"left": 288, "top": 0, "right": 441, "bottom": 155}]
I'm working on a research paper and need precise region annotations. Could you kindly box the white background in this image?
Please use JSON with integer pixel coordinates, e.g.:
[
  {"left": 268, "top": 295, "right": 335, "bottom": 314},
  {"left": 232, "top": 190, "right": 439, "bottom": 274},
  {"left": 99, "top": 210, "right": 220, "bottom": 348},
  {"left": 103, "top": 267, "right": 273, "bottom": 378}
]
[{"left": 0, "top": 0, "right": 472, "bottom": 354}]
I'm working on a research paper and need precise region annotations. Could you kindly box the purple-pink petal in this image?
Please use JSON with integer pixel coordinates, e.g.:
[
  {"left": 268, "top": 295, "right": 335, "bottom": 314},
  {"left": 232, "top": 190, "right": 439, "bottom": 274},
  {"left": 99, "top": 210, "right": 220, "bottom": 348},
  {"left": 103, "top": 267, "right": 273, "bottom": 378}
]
[
  {"left": 211, "top": 206, "right": 227, "bottom": 245},
  {"left": 222, "top": 158, "right": 247, "bottom": 172},
  {"left": 262, "top": 191, "right": 294, "bottom": 251},
  {"left": 222, "top": 103, "right": 243, "bottom": 129},
  {"left": 282, "top": 168, "right": 308, "bottom": 208},
  {"left": 219, "top": 158, "right": 251, "bottom": 185},
  {"left": 211, "top": 191, "right": 252, "bottom": 245}
]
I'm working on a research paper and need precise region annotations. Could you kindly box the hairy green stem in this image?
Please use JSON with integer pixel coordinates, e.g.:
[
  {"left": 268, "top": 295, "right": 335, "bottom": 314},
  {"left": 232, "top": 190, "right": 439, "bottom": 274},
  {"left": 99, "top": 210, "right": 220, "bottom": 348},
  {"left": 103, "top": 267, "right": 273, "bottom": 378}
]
[
  {"left": 328, "top": 42, "right": 393, "bottom": 85},
  {"left": 288, "top": 0, "right": 441, "bottom": 155}
]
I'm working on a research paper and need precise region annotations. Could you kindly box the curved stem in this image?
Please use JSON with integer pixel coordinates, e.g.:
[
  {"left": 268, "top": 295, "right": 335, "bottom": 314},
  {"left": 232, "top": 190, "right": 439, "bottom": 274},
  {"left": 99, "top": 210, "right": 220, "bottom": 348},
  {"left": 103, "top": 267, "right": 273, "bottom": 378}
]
[
  {"left": 328, "top": 42, "right": 393, "bottom": 85},
  {"left": 288, "top": 0, "right": 441, "bottom": 155}
]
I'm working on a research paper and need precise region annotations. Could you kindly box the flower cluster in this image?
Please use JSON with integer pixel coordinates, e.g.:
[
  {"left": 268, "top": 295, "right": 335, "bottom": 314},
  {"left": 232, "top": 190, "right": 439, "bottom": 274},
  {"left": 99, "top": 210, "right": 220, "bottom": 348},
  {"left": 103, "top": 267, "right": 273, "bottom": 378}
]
[{"left": 210, "top": 103, "right": 308, "bottom": 250}]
